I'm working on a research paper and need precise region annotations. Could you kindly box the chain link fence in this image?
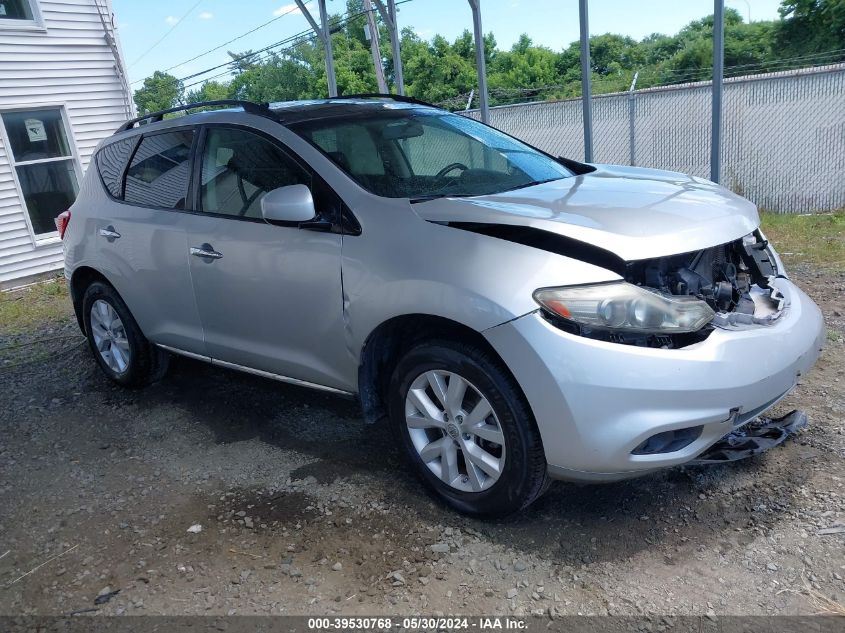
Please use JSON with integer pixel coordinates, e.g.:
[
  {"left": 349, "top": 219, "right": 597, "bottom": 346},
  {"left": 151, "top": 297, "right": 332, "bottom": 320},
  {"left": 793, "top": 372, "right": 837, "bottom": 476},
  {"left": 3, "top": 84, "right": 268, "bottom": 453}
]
[{"left": 461, "top": 64, "right": 845, "bottom": 213}]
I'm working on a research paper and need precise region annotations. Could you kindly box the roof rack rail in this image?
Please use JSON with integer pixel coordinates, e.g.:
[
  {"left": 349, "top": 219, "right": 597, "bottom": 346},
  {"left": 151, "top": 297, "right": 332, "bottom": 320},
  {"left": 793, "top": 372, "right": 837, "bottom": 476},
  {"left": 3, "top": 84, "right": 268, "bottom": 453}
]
[
  {"left": 118, "top": 100, "right": 272, "bottom": 132},
  {"left": 331, "top": 93, "right": 442, "bottom": 109}
]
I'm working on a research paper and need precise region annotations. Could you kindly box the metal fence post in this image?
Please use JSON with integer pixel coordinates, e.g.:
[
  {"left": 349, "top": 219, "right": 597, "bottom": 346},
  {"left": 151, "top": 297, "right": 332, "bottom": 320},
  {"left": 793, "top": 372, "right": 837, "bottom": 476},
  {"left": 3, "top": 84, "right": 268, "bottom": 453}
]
[
  {"left": 628, "top": 71, "right": 638, "bottom": 166},
  {"left": 711, "top": 0, "right": 725, "bottom": 182},
  {"left": 468, "top": 0, "right": 490, "bottom": 124},
  {"left": 579, "top": 0, "right": 593, "bottom": 162}
]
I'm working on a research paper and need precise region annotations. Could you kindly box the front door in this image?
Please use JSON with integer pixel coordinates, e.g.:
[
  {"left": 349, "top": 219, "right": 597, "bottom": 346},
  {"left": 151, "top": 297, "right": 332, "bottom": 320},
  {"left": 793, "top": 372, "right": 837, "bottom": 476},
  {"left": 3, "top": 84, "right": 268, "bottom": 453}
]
[{"left": 184, "top": 125, "right": 351, "bottom": 391}]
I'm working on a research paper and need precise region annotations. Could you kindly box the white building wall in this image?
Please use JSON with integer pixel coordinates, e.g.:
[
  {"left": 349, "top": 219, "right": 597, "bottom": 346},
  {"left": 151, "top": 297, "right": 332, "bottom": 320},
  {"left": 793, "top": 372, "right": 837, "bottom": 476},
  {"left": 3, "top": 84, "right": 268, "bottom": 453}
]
[{"left": 0, "top": 0, "right": 131, "bottom": 289}]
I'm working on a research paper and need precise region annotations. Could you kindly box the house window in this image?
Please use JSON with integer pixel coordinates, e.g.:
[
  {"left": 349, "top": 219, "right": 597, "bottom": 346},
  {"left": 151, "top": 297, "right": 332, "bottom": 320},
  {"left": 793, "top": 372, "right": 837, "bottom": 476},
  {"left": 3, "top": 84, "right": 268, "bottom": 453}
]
[
  {"left": 0, "top": 1, "right": 36, "bottom": 23},
  {"left": 1, "top": 108, "right": 80, "bottom": 237}
]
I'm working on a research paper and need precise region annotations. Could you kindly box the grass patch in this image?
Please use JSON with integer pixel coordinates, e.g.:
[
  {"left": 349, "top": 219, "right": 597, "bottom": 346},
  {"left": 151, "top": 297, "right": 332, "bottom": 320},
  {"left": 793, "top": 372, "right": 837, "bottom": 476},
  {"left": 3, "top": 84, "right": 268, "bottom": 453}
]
[
  {"left": 0, "top": 276, "right": 74, "bottom": 336},
  {"left": 761, "top": 210, "right": 845, "bottom": 272}
]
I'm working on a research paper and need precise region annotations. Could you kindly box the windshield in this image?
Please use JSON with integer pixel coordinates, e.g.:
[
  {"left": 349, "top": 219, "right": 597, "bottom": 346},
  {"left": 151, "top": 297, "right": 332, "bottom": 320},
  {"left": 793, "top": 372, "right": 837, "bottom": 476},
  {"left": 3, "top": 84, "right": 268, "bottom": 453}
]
[{"left": 289, "top": 109, "right": 573, "bottom": 200}]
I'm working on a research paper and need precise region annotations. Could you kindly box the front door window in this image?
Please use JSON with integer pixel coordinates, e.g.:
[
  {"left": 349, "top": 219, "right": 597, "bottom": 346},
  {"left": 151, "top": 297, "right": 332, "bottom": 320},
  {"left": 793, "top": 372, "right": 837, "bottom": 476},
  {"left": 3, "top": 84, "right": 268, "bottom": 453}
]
[{"left": 199, "top": 127, "right": 310, "bottom": 219}]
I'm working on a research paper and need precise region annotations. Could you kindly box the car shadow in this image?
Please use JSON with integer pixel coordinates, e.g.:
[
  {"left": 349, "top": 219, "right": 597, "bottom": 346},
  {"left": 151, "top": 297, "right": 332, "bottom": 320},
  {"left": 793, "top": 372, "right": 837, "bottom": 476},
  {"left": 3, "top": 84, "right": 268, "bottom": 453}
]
[{"left": 122, "top": 355, "right": 810, "bottom": 565}]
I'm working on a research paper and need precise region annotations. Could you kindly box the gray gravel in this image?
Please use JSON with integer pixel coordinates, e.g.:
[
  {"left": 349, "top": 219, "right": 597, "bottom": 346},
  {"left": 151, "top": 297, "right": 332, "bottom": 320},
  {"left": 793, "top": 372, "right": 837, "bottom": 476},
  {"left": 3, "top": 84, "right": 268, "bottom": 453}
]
[{"left": 0, "top": 267, "right": 843, "bottom": 616}]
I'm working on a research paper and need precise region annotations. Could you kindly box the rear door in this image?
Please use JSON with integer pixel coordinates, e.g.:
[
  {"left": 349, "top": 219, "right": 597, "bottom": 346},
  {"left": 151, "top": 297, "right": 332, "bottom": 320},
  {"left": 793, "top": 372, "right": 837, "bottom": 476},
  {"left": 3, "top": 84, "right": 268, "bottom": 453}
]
[
  {"left": 93, "top": 128, "right": 205, "bottom": 355},
  {"left": 183, "top": 124, "right": 350, "bottom": 390}
]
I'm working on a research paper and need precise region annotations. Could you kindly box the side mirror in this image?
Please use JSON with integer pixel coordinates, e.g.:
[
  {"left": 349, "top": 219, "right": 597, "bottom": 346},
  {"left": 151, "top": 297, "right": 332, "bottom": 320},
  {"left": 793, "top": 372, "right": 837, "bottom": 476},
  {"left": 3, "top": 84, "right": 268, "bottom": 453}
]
[{"left": 261, "top": 184, "right": 316, "bottom": 225}]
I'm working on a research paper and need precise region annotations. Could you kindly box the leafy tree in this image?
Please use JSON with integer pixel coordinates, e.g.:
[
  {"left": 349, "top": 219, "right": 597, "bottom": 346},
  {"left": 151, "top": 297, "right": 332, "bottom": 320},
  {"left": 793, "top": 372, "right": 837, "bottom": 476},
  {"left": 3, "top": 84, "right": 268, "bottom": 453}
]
[
  {"left": 776, "top": 0, "right": 845, "bottom": 55},
  {"left": 136, "top": 0, "right": 845, "bottom": 111},
  {"left": 229, "top": 50, "right": 319, "bottom": 102},
  {"left": 488, "top": 35, "right": 560, "bottom": 98},
  {"left": 133, "top": 71, "right": 183, "bottom": 114},
  {"left": 185, "top": 80, "right": 230, "bottom": 104}
]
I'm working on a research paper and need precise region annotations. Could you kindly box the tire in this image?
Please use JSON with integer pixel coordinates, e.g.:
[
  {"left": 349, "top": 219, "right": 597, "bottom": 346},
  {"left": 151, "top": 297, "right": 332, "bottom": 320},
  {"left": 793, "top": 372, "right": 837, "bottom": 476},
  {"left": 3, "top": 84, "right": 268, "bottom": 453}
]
[
  {"left": 388, "top": 340, "right": 549, "bottom": 517},
  {"left": 82, "top": 281, "right": 169, "bottom": 387}
]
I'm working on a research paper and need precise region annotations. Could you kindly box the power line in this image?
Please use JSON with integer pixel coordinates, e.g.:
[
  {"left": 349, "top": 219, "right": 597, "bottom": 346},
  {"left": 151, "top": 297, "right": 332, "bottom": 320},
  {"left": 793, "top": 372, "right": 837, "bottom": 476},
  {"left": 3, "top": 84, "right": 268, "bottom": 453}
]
[
  {"left": 179, "top": 2, "right": 409, "bottom": 89},
  {"left": 181, "top": 27, "right": 325, "bottom": 90},
  {"left": 128, "top": 0, "right": 204, "bottom": 69},
  {"left": 131, "top": 1, "right": 315, "bottom": 85},
  {"left": 178, "top": 26, "right": 315, "bottom": 83}
]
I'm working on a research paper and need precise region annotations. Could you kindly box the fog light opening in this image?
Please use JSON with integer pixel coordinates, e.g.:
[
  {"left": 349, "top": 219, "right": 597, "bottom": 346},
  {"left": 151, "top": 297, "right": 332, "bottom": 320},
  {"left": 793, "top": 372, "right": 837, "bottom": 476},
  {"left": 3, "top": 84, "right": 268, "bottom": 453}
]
[{"left": 632, "top": 426, "right": 703, "bottom": 455}]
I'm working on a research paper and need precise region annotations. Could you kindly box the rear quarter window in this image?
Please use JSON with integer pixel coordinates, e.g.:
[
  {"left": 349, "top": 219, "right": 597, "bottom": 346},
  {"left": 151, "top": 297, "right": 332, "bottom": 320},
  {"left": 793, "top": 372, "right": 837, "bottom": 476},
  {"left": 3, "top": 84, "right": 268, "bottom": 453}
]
[
  {"left": 124, "top": 129, "right": 195, "bottom": 210},
  {"left": 95, "top": 136, "right": 139, "bottom": 199}
]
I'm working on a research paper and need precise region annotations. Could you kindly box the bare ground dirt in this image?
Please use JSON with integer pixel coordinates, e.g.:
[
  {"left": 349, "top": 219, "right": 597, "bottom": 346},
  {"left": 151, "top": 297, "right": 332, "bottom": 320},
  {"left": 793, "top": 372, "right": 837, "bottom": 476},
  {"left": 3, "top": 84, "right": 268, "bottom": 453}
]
[{"left": 0, "top": 265, "right": 843, "bottom": 618}]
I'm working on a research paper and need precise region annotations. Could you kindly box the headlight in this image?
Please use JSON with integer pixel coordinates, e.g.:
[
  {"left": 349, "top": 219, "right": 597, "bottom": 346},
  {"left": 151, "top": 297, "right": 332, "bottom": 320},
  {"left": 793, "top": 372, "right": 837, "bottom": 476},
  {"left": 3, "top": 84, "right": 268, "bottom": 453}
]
[{"left": 534, "top": 282, "right": 715, "bottom": 334}]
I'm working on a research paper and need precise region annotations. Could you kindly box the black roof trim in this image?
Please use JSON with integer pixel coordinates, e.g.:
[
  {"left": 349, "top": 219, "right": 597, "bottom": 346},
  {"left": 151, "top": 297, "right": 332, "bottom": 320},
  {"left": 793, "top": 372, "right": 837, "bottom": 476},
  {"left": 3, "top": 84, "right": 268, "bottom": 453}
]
[{"left": 117, "top": 100, "right": 274, "bottom": 132}]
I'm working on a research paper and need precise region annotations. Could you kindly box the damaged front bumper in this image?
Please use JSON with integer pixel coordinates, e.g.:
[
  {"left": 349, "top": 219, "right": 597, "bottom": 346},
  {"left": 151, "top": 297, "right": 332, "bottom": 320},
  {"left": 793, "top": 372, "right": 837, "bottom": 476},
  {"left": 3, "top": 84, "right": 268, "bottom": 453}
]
[
  {"left": 711, "top": 275, "right": 788, "bottom": 330},
  {"left": 484, "top": 277, "right": 825, "bottom": 482},
  {"left": 690, "top": 409, "right": 807, "bottom": 465}
]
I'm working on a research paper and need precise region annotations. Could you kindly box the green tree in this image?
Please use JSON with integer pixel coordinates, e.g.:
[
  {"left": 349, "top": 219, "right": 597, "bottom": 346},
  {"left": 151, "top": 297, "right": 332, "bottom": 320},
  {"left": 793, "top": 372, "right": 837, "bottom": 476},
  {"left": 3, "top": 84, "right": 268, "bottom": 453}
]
[
  {"left": 776, "top": 0, "right": 845, "bottom": 55},
  {"left": 185, "top": 80, "right": 231, "bottom": 104},
  {"left": 402, "top": 31, "right": 478, "bottom": 105},
  {"left": 133, "top": 71, "right": 183, "bottom": 114},
  {"left": 137, "top": 0, "right": 845, "bottom": 111},
  {"left": 229, "top": 50, "right": 320, "bottom": 101},
  {"left": 488, "top": 35, "right": 561, "bottom": 99}
]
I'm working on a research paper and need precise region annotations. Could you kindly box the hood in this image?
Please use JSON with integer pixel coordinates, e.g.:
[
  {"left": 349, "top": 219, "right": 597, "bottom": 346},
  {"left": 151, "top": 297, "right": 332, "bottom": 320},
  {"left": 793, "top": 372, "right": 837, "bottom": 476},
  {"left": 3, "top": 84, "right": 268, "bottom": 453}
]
[{"left": 413, "top": 164, "right": 759, "bottom": 261}]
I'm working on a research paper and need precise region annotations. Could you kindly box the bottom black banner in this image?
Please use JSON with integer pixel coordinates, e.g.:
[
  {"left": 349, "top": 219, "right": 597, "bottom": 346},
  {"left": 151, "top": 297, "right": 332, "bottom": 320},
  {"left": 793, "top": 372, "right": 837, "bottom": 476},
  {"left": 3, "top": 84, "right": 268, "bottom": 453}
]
[{"left": 0, "top": 616, "right": 842, "bottom": 633}]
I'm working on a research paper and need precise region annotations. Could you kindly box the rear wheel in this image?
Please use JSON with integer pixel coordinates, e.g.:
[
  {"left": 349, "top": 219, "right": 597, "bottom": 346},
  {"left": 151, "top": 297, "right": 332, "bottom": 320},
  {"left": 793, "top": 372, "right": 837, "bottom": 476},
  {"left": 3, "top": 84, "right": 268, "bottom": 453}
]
[
  {"left": 388, "top": 341, "right": 548, "bottom": 517},
  {"left": 82, "top": 281, "right": 169, "bottom": 387}
]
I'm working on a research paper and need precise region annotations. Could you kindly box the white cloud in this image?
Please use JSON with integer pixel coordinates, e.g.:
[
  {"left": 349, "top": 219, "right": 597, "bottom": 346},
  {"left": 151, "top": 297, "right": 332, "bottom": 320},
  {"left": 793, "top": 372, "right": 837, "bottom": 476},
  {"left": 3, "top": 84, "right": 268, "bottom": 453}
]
[
  {"left": 164, "top": 16, "right": 178, "bottom": 26},
  {"left": 273, "top": 3, "right": 302, "bottom": 17},
  {"left": 198, "top": 11, "right": 214, "bottom": 20}
]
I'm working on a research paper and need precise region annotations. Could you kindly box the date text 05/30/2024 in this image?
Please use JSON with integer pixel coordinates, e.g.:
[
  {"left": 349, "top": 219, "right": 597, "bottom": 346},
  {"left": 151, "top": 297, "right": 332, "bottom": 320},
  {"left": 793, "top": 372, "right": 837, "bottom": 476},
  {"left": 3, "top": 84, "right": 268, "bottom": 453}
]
[{"left": 307, "top": 617, "right": 528, "bottom": 630}]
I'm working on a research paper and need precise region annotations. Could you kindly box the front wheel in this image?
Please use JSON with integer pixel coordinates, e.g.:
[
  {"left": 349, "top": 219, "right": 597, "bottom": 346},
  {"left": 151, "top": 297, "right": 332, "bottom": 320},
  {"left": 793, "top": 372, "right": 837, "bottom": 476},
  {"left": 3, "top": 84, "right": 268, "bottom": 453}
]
[
  {"left": 388, "top": 341, "right": 549, "bottom": 517},
  {"left": 82, "top": 281, "right": 169, "bottom": 387}
]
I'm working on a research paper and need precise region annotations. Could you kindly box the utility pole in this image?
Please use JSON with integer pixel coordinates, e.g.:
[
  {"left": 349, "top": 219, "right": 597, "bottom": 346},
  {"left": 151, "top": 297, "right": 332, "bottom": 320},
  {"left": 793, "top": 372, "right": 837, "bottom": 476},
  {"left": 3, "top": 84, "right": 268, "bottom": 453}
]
[
  {"left": 363, "top": 0, "right": 388, "bottom": 93},
  {"left": 373, "top": 0, "right": 404, "bottom": 94}
]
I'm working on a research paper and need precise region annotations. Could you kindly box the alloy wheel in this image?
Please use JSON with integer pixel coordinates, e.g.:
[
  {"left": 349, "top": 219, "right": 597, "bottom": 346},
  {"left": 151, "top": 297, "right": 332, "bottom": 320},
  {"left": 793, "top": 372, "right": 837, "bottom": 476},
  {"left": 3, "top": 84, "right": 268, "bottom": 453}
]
[
  {"left": 90, "top": 299, "right": 131, "bottom": 374},
  {"left": 404, "top": 369, "right": 506, "bottom": 492}
]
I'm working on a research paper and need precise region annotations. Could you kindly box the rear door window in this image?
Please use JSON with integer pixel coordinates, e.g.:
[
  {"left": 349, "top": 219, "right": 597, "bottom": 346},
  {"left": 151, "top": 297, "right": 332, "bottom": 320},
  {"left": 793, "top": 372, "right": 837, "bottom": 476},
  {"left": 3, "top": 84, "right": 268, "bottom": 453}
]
[
  {"left": 124, "top": 130, "right": 194, "bottom": 209},
  {"left": 95, "top": 137, "right": 139, "bottom": 199}
]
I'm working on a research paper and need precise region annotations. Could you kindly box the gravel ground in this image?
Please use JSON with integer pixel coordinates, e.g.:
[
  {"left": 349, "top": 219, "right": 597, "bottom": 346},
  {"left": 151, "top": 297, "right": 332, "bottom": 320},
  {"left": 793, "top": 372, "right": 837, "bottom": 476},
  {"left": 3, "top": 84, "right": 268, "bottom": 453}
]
[{"left": 0, "top": 265, "right": 843, "bottom": 617}]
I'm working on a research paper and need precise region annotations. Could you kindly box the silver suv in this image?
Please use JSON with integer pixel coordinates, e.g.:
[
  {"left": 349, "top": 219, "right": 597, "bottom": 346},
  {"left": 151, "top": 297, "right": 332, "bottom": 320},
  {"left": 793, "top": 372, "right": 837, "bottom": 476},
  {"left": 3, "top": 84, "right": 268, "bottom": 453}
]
[{"left": 59, "top": 97, "right": 824, "bottom": 516}]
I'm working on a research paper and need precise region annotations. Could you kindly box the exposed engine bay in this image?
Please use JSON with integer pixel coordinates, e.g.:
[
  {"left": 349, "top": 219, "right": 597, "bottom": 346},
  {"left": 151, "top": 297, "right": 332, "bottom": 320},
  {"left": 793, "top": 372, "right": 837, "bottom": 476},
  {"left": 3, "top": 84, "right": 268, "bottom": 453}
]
[
  {"left": 439, "top": 221, "right": 786, "bottom": 348},
  {"left": 550, "top": 230, "right": 785, "bottom": 348},
  {"left": 626, "top": 230, "right": 780, "bottom": 319}
]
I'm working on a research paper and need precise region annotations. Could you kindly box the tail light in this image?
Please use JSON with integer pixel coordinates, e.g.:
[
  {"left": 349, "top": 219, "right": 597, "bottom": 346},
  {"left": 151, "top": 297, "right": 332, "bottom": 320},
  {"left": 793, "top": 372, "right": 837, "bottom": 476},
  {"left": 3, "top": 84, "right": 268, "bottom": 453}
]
[{"left": 55, "top": 210, "right": 71, "bottom": 239}]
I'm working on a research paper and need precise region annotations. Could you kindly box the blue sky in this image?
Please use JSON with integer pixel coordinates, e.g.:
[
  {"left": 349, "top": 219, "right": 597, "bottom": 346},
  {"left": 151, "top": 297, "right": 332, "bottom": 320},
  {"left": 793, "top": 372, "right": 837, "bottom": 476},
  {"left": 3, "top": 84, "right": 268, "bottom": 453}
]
[{"left": 115, "top": 0, "right": 786, "bottom": 89}]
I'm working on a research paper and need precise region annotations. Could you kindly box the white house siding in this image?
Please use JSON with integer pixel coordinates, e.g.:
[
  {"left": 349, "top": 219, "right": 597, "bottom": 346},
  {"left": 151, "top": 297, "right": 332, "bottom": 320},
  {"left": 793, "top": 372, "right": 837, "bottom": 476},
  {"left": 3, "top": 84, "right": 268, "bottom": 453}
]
[{"left": 0, "top": 0, "right": 131, "bottom": 289}]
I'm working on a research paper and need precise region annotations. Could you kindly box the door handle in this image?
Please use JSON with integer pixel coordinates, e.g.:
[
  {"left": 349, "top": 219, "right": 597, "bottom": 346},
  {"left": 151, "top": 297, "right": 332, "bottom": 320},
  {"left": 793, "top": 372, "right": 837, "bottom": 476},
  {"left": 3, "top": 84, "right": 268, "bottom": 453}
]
[
  {"left": 98, "top": 226, "right": 121, "bottom": 240},
  {"left": 190, "top": 244, "right": 223, "bottom": 260}
]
